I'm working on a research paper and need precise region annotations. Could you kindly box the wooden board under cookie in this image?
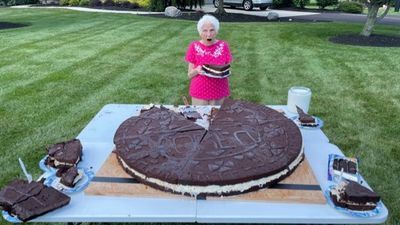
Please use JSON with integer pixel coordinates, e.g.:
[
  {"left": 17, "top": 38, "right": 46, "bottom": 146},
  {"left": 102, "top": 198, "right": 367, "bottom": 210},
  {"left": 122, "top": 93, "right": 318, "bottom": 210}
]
[{"left": 85, "top": 152, "right": 326, "bottom": 204}]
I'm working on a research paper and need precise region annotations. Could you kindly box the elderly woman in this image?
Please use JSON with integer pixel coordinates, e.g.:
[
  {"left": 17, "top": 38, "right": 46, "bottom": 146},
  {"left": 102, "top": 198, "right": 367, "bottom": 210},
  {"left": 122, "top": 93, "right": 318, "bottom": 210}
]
[{"left": 185, "top": 14, "right": 233, "bottom": 106}]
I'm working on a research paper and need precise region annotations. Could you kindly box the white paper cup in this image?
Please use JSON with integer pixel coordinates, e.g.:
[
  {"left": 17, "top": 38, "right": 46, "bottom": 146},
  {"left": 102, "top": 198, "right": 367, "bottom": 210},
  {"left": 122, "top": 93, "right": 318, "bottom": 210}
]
[{"left": 287, "top": 86, "right": 312, "bottom": 113}]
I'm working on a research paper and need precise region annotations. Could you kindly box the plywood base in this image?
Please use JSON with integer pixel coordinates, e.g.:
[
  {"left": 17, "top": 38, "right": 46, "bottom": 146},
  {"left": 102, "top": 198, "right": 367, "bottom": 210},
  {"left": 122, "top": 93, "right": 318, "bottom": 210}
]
[{"left": 85, "top": 152, "right": 326, "bottom": 204}]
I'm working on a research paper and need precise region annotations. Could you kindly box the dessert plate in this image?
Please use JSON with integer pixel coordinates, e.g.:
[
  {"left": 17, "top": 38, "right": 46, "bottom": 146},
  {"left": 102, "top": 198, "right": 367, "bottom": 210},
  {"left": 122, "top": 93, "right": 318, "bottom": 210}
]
[
  {"left": 43, "top": 167, "right": 94, "bottom": 194},
  {"left": 2, "top": 210, "right": 21, "bottom": 223},
  {"left": 291, "top": 116, "right": 324, "bottom": 129},
  {"left": 324, "top": 185, "right": 382, "bottom": 217},
  {"left": 38, "top": 156, "right": 57, "bottom": 174}
]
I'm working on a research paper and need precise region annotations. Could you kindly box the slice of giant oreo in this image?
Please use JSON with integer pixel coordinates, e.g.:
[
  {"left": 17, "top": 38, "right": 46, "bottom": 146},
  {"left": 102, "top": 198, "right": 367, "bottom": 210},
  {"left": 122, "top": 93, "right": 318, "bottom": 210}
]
[{"left": 202, "top": 64, "right": 231, "bottom": 78}]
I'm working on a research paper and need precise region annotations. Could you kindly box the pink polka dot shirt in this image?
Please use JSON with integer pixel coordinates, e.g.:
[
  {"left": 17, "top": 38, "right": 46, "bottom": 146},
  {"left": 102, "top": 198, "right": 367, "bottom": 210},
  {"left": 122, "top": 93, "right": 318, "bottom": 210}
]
[{"left": 185, "top": 40, "right": 233, "bottom": 100}]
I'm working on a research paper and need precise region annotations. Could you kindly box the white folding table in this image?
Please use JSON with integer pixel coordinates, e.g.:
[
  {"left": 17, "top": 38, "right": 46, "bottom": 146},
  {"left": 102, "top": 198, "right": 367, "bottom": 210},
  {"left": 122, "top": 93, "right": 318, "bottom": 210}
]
[{"left": 24, "top": 104, "right": 387, "bottom": 223}]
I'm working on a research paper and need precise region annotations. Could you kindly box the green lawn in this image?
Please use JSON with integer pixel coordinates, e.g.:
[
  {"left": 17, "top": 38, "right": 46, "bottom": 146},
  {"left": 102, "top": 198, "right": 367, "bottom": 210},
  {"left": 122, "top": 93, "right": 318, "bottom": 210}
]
[
  {"left": 378, "top": 7, "right": 400, "bottom": 16},
  {"left": 1, "top": 8, "right": 400, "bottom": 225}
]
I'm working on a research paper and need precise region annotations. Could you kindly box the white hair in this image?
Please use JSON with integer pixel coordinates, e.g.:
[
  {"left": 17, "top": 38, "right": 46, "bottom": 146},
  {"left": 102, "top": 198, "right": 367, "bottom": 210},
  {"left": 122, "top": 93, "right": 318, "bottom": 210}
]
[{"left": 197, "top": 14, "right": 220, "bottom": 34}]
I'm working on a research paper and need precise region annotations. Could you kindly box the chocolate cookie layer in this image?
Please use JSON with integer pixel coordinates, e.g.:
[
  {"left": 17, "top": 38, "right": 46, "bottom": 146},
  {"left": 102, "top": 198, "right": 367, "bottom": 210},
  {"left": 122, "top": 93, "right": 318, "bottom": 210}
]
[
  {"left": 296, "top": 106, "right": 315, "bottom": 123},
  {"left": 60, "top": 167, "right": 80, "bottom": 188},
  {"left": 0, "top": 180, "right": 70, "bottom": 221},
  {"left": 46, "top": 139, "right": 82, "bottom": 168},
  {"left": 333, "top": 158, "right": 357, "bottom": 174},
  {"left": 114, "top": 99, "right": 303, "bottom": 196}
]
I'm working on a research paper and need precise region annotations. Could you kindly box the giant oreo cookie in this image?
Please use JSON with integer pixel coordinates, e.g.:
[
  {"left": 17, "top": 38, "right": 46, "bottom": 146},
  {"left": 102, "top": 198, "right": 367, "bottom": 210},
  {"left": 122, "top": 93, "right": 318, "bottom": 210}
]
[{"left": 114, "top": 99, "right": 303, "bottom": 196}]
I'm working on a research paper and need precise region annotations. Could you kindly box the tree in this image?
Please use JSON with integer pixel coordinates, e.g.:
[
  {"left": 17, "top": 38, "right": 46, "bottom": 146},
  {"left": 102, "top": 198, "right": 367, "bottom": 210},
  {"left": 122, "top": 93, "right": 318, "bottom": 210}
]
[
  {"left": 0, "top": 0, "right": 12, "bottom": 6},
  {"left": 214, "top": 0, "right": 227, "bottom": 14},
  {"left": 360, "top": 0, "right": 394, "bottom": 36}
]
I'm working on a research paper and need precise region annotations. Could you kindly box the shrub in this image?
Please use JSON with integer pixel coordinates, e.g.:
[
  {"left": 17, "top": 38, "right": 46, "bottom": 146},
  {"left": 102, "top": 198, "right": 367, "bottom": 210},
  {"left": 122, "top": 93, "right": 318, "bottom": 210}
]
[
  {"left": 272, "top": 0, "right": 292, "bottom": 8},
  {"left": 59, "top": 0, "right": 69, "bottom": 5},
  {"left": 113, "top": 0, "right": 122, "bottom": 6},
  {"left": 293, "top": 0, "right": 309, "bottom": 8},
  {"left": 131, "top": 0, "right": 149, "bottom": 7},
  {"left": 102, "top": 0, "right": 114, "bottom": 6},
  {"left": 175, "top": 0, "right": 187, "bottom": 8},
  {"left": 79, "top": 0, "right": 89, "bottom": 5},
  {"left": 114, "top": 0, "right": 139, "bottom": 8},
  {"left": 69, "top": 0, "right": 79, "bottom": 5},
  {"left": 14, "top": 0, "right": 39, "bottom": 4},
  {"left": 338, "top": 1, "right": 363, "bottom": 13},
  {"left": 124, "top": 0, "right": 139, "bottom": 8},
  {"left": 148, "top": 0, "right": 164, "bottom": 11},
  {"left": 1, "top": 0, "right": 39, "bottom": 5},
  {"left": 89, "top": 0, "right": 101, "bottom": 6},
  {"left": 316, "top": 0, "right": 337, "bottom": 9}
]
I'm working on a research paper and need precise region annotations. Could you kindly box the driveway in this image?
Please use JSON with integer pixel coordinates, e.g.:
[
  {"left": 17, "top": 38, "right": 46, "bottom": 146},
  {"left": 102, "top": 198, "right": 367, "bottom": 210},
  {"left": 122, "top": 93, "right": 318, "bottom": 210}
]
[
  {"left": 201, "top": 4, "right": 320, "bottom": 18},
  {"left": 12, "top": 4, "right": 400, "bottom": 26},
  {"left": 201, "top": 4, "right": 400, "bottom": 26}
]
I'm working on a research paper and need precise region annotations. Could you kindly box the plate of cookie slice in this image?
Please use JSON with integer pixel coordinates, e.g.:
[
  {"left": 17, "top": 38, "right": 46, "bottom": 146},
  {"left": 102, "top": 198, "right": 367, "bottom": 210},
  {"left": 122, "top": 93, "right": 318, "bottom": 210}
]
[
  {"left": 327, "top": 154, "right": 360, "bottom": 182},
  {"left": 291, "top": 106, "right": 324, "bottom": 129},
  {"left": 43, "top": 167, "right": 94, "bottom": 194},
  {"left": 291, "top": 115, "right": 324, "bottom": 129},
  {"left": 325, "top": 180, "right": 382, "bottom": 217}
]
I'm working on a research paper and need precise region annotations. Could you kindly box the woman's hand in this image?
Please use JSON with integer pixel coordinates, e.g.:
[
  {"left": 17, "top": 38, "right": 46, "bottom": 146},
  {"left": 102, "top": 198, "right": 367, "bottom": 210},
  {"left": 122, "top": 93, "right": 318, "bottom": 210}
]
[
  {"left": 193, "top": 65, "right": 203, "bottom": 75},
  {"left": 188, "top": 64, "right": 203, "bottom": 79}
]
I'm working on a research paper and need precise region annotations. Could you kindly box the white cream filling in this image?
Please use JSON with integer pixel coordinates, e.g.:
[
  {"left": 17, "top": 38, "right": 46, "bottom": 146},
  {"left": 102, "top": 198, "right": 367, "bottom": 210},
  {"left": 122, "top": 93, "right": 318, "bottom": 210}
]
[
  {"left": 333, "top": 170, "right": 358, "bottom": 182},
  {"left": 119, "top": 146, "right": 304, "bottom": 196},
  {"left": 50, "top": 156, "right": 80, "bottom": 167},
  {"left": 346, "top": 201, "right": 376, "bottom": 207},
  {"left": 73, "top": 170, "right": 84, "bottom": 185},
  {"left": 203, "top": 65, "right": 230, "bottom": 74}
]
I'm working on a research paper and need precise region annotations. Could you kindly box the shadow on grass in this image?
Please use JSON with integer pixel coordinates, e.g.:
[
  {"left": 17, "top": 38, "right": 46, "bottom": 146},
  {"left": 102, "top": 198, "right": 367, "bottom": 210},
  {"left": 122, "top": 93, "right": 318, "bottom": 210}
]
[{"left": 0, "top": 22, "right": 29, "bottom": 30}]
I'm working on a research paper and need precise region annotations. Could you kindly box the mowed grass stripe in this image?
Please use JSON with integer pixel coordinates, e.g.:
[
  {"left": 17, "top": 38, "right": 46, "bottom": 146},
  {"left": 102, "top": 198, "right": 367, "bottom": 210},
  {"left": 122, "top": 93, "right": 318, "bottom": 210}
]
[
  {"left": 70, "top": 22, "right": 194, "bottom": 104},
  {"left": 0, "top": 15, "right": 143, "bottom": 71},
  {"left": 0, "top": 21, "right": 167, "bottom": 131},
  {"left": 0, "top": 19, "right": 168, "bottom": 108},
  {"left": 0, "top": 19, "right": 111, "bottom": 58},
  {"left": 0, "top": 9, "right": 115, "bottom": 53},
  {"left": 0, "top": 10, "right": 158, "bottom": 53},
  {"left": 0, "top": 21, "right": 180, "bottom": 159},
  {"left": 227, "top": 25, "right": 263, "bottom": 102},
  {"left": 0, "top": 8, "right": 63, "bottom": 20},
  {"left": 0, "top": 20, "right": 163, "bottom": 134},
  {"left": 0, "top": 20, "right": 160, "bottom": 97}
]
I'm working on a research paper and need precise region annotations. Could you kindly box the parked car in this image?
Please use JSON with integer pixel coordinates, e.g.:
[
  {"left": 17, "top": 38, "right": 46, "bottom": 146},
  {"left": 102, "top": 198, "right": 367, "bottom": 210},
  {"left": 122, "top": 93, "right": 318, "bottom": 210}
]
[{"left": 213, "top": 0, "right": 272, "bottom": 11}]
